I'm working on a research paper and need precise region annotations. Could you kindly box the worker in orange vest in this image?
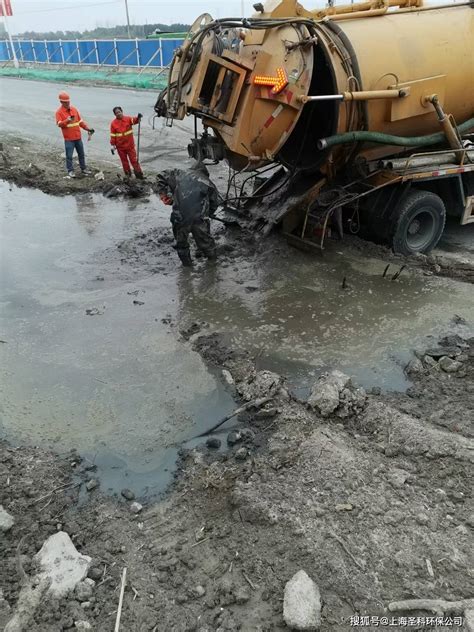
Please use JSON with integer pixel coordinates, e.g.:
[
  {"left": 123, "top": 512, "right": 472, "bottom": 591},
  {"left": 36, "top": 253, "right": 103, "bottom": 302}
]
[
  {"left": 110, "top": 107, "right": 144, "bottom": 179},
  {"left": 55, "top": 91, "right": 94, "bottom": 178}
]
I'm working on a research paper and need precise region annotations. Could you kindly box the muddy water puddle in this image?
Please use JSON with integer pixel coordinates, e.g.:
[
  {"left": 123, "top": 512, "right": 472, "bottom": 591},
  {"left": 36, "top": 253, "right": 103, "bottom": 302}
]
[
  {"left": 0, "top": 183, "right": 236, "bottom": 496},
  {"left": 176, "top": 244, "right": 473, "bottom": 396},
  {"left": 1, "top": 182, "right": 473, "bottom": 495}
]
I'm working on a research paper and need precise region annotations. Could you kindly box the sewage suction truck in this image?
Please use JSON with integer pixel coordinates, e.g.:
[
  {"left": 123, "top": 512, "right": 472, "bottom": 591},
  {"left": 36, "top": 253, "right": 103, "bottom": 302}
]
[{"left": 155, "top": 0, "right": 474, "bottom": 254}]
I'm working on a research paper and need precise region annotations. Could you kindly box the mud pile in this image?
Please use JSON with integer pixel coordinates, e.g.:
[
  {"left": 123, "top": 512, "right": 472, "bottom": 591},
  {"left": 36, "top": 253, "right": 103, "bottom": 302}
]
[
  {"left": 347, "top": 235, "right": 474, "bottom": 285},
  {"left": 0, "top": 136, "right": 150, "bottom": 199}
]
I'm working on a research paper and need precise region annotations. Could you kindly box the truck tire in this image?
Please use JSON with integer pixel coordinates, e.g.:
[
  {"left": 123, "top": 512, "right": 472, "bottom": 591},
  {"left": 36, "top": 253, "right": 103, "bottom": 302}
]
[{"left": 391, "top": 190, "right": 446, "bottom": 255}]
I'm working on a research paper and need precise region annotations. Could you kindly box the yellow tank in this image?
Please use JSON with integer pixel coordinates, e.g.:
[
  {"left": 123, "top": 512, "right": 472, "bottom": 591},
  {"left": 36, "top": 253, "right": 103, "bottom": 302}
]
[{"left": 158, "top": 0, "right": 474, "bottom": 171}]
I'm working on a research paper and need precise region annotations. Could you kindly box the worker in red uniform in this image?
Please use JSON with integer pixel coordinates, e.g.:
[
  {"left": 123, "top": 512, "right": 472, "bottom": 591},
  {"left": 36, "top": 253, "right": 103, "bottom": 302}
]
[
  {"left": 55, "top": 91, "right": 94, "bottom": 178},
  {"left": 110, "top": 107, "right": 144, "bottom": 179}
]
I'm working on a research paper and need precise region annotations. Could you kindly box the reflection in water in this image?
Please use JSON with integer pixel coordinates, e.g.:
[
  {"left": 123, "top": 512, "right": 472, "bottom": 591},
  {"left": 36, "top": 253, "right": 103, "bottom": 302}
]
[{"left": 75, "top": 193, "right": 101, "bottom": 236}]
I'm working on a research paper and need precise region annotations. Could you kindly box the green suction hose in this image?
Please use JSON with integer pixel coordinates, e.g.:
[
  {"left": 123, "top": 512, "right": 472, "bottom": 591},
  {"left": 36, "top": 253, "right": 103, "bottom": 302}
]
[{"left": 317, "top": 117, "right": 474, "bottom": 150}]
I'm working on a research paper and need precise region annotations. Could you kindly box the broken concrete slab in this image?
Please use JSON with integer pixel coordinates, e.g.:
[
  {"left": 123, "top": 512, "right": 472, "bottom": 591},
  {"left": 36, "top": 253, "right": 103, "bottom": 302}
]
[
  {"left": 283, "top": 569, "right": 321, "bottom": 630},
  {"left": 35, "top": 531, "right": 92, "bottom": 597},
  {"left": 0, "top": 505, "right": 15, "bottom": 532}
]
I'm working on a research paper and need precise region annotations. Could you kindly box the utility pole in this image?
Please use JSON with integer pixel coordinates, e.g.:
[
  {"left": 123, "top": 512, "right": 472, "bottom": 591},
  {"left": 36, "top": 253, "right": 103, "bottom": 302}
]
[
  {"left": 1, "top": 0, "right": 19, "bottom": 68},
  {"left": 124, "top": 0, "right": 131, "bottom": 38},
  {"left": 241, "top": 0, "right": 245, "bottom": 17}
]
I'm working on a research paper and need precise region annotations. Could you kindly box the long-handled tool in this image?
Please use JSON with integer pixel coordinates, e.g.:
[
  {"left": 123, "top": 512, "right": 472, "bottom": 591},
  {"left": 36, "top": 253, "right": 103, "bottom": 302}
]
[{"left": 137, "top": 117, "right": 141, "bottom": 162}]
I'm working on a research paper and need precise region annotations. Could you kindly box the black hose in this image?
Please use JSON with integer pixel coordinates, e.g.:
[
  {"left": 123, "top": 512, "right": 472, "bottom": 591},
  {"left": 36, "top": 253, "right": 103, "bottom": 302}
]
[
  {"left": 318, "top": 117, "right": 474, "bottom": 150},
  {"left": 322, "top": 20, "right": 368, "bottom": 132}
]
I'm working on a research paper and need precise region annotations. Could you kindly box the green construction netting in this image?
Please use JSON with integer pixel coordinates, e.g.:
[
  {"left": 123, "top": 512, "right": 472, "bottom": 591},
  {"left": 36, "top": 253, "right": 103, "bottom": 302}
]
[{"left": 0, "top": 66, "right": 168, "bottom": 90}]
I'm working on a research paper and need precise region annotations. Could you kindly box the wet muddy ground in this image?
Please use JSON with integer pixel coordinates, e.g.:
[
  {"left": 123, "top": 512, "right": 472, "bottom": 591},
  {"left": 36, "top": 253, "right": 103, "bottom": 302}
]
[
  {"left": 2, "top": 180, "right": 473, "bottom": 499},
  {"left": 1, "top": 331, "right": 473, "bottom": 631},
  {"left": 1, "top": 78, "right": 473, "bottom": 632}
]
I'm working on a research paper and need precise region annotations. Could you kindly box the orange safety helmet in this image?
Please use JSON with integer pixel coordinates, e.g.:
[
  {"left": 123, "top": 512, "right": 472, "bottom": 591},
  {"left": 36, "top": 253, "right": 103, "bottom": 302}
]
[{"left": 58, "top": 91, "right": 70, "bottom": 102}]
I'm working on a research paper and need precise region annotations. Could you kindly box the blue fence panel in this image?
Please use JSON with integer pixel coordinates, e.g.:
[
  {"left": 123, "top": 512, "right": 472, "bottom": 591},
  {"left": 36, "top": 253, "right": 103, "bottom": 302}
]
[
  {"left": 96, "top": 40, "right": 116, "bottom": 66},
  {"left": 62, "top": 40, "right": 79, "bottom": 64},
  {"left": 19, "top": 41, "right": 35, "bottom": 62},
  {"left": 137, "top": 40, "right": 161, "bottom": 67},
  {"left": 0, "top": 40, "right": 11, "bottom": 61},
  {"left": 116, "top": 40, "right": 138, "bottom": 66},
  {"left": 160, "top": 39, "right": 182, "bottom": 66},
  {"left": 46, "top": 41, "right": 63, "bottom": 63},
  {"left": 12, "top": 40, "right": 22, "bottom": 61},
  {"left": 1, "top": 37, "right": 183, "bottom": 67},
  {"left": 33, "top": 41, "right": 48, "bottom": 62},
  {"left": 78, "top": 40, "right": 97, "bottom": 64}
]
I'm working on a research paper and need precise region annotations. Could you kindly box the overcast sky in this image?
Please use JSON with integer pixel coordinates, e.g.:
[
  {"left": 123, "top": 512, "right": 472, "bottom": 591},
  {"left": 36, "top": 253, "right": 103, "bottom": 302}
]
[
  {"left": 6, "top": 0, "right": 273, "bottom": 33},
  {"left": 4, "top": 0, "right": 458, "bottom": 35}
]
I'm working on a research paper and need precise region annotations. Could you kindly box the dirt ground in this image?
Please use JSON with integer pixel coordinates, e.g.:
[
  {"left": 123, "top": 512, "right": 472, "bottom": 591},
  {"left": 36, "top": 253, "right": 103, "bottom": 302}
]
[
  {"left": 1, "top": 133, "right": 474, "bottom": 631},
  {"left": 0, "top": 134, "right": 146, "bottom": 198},
  {"left": 1, "top": 328, "right": 473, "bottom": 631}
]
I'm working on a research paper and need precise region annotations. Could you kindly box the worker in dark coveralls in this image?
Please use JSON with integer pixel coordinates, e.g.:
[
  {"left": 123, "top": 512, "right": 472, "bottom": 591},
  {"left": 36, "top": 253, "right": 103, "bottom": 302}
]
[{"left": 157, "top": 162, "right": 218, "bottom": 267}]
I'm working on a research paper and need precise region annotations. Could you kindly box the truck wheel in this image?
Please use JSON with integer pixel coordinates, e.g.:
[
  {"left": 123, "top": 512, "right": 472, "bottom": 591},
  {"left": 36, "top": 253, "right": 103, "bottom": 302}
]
[{"left": 391, "top": 190, "right": 446, "bottom": 255}]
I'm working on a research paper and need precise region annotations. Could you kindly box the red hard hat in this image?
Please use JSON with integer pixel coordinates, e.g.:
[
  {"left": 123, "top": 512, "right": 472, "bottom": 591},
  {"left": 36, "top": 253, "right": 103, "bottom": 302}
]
[{"left": 58, "top": 91, "right": 70, "bottom": 101}]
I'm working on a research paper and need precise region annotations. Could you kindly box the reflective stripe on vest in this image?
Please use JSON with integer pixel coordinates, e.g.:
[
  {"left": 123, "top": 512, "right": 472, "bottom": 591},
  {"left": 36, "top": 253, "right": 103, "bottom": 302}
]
[
  {"left": 66, "top": 121, "right": 81, "bottom": 128},
  {"left": 110, "top": 129, "right": 133, "bottom": 138}
]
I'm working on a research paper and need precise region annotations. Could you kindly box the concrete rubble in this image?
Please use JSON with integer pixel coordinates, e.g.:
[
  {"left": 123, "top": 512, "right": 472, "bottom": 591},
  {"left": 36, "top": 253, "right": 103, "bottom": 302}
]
[
  {"left": 0, "top": 505, "right": 15, "bottom": 532},
  {"left": 405, "top": 357, "right": 425, "bottom": 375},
  {"left": 465, "top": 610, "right": 474, "bottom": 632},
  {"left": 85, "top": 479, "right": 99, "bottom": 491},
  {"left": 439, "top": 356, "right": 463, "bottom": 373},
  {"left": 307, "top": 370, "right": 367, "bottom": 418},
  {"left": 74, "top": 578, "right": 95, "bottom": 602},
  {"left": 283, "top": 570, "right": 321, "bottom": 631},
  {"left": 35, "top": 531, "right": 92, "bottom": 597},
  {"left": 237, "top": 369, "right": 282, "bottom": 401}
]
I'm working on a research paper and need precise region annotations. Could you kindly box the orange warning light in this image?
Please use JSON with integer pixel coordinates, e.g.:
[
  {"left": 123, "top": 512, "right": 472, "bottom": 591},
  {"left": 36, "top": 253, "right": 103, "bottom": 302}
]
[{"left": 253, "top": 67, "right": 289, "bottom": 94}]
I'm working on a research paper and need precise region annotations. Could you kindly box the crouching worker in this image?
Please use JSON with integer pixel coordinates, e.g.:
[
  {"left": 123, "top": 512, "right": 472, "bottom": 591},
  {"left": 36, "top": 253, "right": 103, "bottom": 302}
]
[
  {"left": 110, "top": 107, "right": 143, "bottom": 179},
  {"left": 157, "top": 163, "right": 218, "bottom": 267}
]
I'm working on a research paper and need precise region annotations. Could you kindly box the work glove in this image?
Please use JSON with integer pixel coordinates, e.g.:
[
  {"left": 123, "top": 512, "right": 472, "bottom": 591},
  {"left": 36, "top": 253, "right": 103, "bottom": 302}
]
[
  {"left": 111, "top": 148, "right": 116, "bottom": 156},
  {"left": 137, "top": 113, "right": 143, "bottom": 119},
  {"left": 160, "top": 193, "right": 173, "bottom": 206},
  {"left": 88, "top": 128, "right": 95, "bottom": 134},
  {"left": 170, "top": 210, "right": 183, "bottom": 225}
]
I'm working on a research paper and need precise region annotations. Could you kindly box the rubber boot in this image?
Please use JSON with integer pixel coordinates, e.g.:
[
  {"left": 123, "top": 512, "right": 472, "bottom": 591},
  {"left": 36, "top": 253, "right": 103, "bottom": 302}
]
[
  {"left": 134, "top": 170, "right": 144, "bottom": 180},
  {"left": 178, "top": 250, "right": 193, "bottom": 267}
]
